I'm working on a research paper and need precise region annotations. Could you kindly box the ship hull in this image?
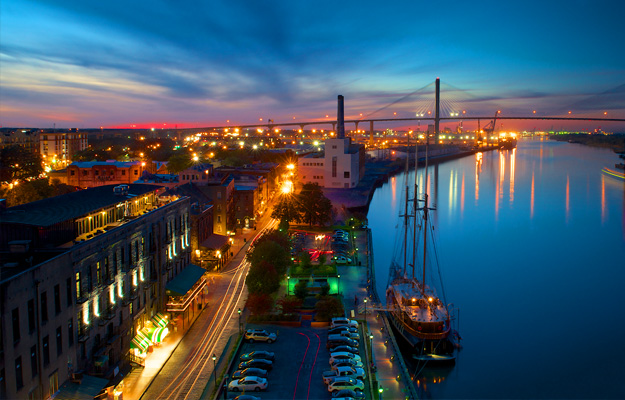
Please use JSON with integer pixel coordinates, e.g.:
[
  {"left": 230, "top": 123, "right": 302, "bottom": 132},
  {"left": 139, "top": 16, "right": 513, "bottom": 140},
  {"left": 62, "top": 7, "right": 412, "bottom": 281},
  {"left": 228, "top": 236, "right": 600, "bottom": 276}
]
[{"left": 386, "top": 306, "right": 456, "bottom": 364}]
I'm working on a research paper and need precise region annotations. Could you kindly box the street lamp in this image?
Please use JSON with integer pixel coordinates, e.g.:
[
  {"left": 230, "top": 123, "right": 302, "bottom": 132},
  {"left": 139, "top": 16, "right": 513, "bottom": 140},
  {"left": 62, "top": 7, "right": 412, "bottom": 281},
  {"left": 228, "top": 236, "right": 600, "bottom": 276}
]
[
  {"left": 287, "top": 275, "right": 290, "bottom": 295},
  {"left": 337, "top": 274, "right": 341, "bottom": 295},
  {"left": 238, "top": 308, "right": 242, "bottom": 333},
  {"left": 212, "top": 354, "right": 217, "bottom": 384}
]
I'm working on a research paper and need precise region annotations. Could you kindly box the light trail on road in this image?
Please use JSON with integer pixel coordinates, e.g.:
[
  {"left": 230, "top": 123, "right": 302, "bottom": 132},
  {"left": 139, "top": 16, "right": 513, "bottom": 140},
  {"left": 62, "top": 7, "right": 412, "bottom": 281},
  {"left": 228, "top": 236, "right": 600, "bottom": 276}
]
[{"left": 146, "top": 219, "right": 278, "bottom": 400}]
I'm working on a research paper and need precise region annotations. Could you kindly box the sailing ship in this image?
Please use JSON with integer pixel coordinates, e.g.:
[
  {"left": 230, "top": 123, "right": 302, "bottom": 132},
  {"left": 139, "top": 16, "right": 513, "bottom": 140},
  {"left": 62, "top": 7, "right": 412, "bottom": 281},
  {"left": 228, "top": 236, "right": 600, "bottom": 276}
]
[{"left": 385, "top": 136, "right": 456, "bottom": 363}]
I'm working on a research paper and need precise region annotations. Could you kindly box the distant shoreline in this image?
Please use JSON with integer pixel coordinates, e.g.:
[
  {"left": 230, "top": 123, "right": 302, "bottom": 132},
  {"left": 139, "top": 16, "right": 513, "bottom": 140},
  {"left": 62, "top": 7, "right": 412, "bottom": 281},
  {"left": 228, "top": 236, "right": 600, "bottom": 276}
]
[{"left": 549, "top": 133, "right": 625, "bottom": 153}]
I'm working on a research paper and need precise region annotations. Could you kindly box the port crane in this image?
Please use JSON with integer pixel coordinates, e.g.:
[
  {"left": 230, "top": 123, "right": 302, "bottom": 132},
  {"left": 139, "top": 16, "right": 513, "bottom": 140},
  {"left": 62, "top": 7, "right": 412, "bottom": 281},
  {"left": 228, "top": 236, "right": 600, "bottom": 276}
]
[{"left": 476, "top": 110, "right": 500, "bottom": 145}]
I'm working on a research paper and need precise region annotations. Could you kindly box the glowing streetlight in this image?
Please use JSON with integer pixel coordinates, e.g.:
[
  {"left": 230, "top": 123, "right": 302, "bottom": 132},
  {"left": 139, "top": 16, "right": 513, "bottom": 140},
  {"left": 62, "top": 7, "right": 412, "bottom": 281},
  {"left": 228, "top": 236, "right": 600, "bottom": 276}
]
[{"left": 212, "top": 354, "right": 217, "bottom": 383}]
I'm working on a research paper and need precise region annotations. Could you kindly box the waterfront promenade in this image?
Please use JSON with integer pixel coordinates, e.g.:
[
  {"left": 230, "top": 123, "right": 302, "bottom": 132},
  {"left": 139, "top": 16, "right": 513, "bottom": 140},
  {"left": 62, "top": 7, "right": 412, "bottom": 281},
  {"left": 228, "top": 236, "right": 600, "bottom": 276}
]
[{"left": 338, "top": 228, "right": 417, "bottom": 400}]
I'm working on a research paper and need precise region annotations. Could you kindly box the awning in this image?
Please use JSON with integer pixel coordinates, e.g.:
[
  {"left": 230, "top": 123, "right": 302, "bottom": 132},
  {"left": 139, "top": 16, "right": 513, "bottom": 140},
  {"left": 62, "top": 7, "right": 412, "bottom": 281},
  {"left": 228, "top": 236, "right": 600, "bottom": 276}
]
[
  {"left": 200, "top": 234, "right": 229, "bottom": 250},
  {"left": 149, "top": 327, "right": 169, "bottom": 343},
  {"left": 131, "top": 331, "right": 151, "bottom": 352},
  {"left": 153, "top": 312, "right": 168, "bottom": 328},
  {"left": 165, "top": 263, "right": 206, "bottom": 297},
  {"left": 54, "top": 375, "right": 109, "bottom": 400}
]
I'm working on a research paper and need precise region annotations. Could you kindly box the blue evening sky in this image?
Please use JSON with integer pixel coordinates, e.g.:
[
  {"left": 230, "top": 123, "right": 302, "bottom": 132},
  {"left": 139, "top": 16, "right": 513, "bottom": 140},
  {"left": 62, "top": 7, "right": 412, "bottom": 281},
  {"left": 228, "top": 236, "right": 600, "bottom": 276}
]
[{"left": 1, "top": 0, "right": 624, "bottom": 130}]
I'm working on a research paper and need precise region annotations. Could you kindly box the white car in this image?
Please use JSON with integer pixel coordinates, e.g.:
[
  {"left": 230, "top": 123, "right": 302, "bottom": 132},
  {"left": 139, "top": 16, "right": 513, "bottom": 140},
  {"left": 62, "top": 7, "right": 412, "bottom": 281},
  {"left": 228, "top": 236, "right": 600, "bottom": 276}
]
[
  {"left": 340, "top": 330, "right": 360, "bottom": 340},
  {"left": 327, "top": 377, "right": 364, "bottom": 393},
  {"left": 329, "top": 351, "right": 362, "bottom": 365},
  {"left": 228, "top": 376, "right": 268, "bottom": 392},
  {"left": 331, "top": 318, "right": 358, "bottom": 329},
  {"left": 330, "top": 358, "right": 364, "bottom": 370}
]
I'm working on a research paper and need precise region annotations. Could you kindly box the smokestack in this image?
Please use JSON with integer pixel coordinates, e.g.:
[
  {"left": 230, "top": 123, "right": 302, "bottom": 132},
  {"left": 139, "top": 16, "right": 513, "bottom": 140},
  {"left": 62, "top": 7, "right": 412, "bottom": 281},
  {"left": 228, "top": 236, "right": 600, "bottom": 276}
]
[{"left": 337, "top": 95, "right": 345, "bottom": 139}]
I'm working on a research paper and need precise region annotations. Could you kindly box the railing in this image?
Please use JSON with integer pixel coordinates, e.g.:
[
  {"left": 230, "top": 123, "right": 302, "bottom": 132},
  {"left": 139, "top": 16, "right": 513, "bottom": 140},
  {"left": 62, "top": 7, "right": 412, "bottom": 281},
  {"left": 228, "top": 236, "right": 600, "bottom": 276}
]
[{"left": 128, "top": 352, "right": 145, "bottom": 367}]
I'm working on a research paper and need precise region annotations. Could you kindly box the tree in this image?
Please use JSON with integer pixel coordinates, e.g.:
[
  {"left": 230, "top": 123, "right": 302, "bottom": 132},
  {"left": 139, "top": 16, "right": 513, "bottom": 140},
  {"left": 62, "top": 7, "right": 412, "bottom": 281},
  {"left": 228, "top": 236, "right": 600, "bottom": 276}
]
[
  {"left": 0, "top": 146, "right": 43, "bottom": 183},
  {"left": 246, "top": 261, "right": 280, "bottom": 295},
  {"left": 318, "top": 254, "right": 327, "bottom": 266},
  {"left": 296, "top": 183, "right": 333, "bottom": 226},
  {"left": 277, "top": 296, "right": 302, "bottom": 314},
  {"left": 247, "top": 293, "right": 274, "bottom": 315},
  {"left": 271, "top": 196, "right": 301, "bottom": 225},
  {"left": 315, "top": 296, "right": 344, "bottom": 321},
  {"left": 249, "top": 239, "right": 291, "bottom": 276},
  {"left": 167, "top": 152, "right": 192, "bottom": 173},
  {"left": 294, "top": 280, "right": 308, "bottom": 300}
]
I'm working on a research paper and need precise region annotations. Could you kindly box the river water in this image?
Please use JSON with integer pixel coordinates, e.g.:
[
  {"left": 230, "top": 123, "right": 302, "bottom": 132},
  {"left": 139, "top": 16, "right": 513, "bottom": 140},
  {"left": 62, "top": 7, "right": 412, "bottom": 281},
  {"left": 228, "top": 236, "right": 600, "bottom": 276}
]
[{"left": 367, "top": 138, "right": 625, "bottom": 399}]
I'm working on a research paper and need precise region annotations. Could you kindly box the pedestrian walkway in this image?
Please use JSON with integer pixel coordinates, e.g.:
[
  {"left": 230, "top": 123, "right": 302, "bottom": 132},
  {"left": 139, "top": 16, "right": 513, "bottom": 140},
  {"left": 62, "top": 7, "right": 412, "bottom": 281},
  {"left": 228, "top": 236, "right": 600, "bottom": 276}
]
[{"left": 338, "top": 229, "right": 415, "bottom": 400}]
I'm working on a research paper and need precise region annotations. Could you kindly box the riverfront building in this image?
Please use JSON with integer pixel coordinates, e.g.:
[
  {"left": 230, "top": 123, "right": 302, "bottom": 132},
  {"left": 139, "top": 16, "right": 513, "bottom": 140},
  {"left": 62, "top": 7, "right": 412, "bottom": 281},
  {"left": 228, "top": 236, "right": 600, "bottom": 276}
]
[
  {"left": 298, "top": 96, "right": 365, "bottom": 188},
  {"left": 0, "top": 184, "right": 198, "bottom": 399}
]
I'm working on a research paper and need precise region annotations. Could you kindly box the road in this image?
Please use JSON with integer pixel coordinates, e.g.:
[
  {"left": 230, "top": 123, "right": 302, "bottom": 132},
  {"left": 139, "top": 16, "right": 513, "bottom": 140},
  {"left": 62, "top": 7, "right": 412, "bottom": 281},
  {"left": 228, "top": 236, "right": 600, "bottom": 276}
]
[{"left": 140, "top": 218, "right": 278, "bottom": 400}]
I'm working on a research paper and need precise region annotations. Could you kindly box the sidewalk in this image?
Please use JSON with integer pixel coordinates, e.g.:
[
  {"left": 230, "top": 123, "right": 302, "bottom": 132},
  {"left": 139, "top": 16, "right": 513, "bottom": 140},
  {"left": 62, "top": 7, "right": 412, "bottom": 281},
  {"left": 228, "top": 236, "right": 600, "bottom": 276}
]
[{"left": 338, "top": 229, "right": 413, "bottom": 400}]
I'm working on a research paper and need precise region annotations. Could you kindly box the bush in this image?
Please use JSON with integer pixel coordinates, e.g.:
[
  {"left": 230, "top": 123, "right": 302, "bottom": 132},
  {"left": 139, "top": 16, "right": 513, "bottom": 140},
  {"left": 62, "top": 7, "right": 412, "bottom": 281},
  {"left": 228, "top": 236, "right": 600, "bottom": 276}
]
[
  {"left": 277, "top": 296, "right": 303, "bottom": 314},
  {"left": 315, "top": 296, "right": 344, "bottom": 321},
  {"left": 294, "top": 280, "right": 308, "bottom": 300},
  {"left": 247, "top": 293, "right": 274, "bottom": 315}
]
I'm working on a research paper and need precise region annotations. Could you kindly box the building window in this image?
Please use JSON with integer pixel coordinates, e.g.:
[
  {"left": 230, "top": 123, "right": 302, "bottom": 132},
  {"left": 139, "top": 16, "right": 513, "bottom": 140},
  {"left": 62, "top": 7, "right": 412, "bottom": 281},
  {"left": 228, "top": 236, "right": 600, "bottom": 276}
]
[
  {"left": 56, "top": 326, "right": 63, "bottom": 356},
  {"left": 217, "top": 192, "right": 222, "bottom": 199},
  {"left": 41, "top": 292, "right": 48, "bottom": 324},
  {"left": 28, "top": 300, "right": 35, "bottom": 333},
  {"left": 134, "top": 170, "right": 138, "bottom": 175},
  {"left": 332, "top": 145, "right": 337, "bottom": 149},
  {"left": 30, "top": 345, "right": 38, "bottom": 378},
  {"left": 82, "top": 170, "right": 88, "bottom": 176},
  {"left": 15, "top": 357, "right": 23, "bottom": 390},
  {"left": 12, "top": 308, "right": 20, "bottom": 344},
  {"left": 54, "top": 284, "right": 61, "bottom": 315},
  {"left": 68, "top": 319, "right": 74, "bottom": 347},
  {"left": 70, "top": 170, "right": 75, "bottom": 176},
  {"left": 75, "top": 272, "right": 81, "bottom": 300},
  {"left": 344, "top": 171, "right": 350, "bottom": 178},
  {"left": 332, "top": 157, "right": 337, "bottom": 178},
  {"left": 42, "top": 336, "right": 49, "bottom": 366},
  {"left": 121, "top": 170, "right": 126, "bottom": 175}
]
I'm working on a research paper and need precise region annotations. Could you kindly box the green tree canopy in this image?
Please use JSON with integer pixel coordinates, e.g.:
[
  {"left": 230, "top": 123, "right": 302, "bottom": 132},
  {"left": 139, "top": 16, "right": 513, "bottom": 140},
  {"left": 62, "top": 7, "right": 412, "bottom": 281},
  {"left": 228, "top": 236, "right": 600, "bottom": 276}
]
[
  {"left": 296, "top": 183, "right": 333, "bottom": 226},
  {"left": 166, "top": 152, "right": 193, "bottom": 173},
  {"left": 249, "top": 240, "right": 291, "bottom": 276},
  {"left": 0, "top": 146, "right": 43, "bottom": 183},
  {"left": 246, "top": 261, "right": 280, "bottom": 295},
  {"left": 271, "top": 196, "right": 302, "bottom": 225}
]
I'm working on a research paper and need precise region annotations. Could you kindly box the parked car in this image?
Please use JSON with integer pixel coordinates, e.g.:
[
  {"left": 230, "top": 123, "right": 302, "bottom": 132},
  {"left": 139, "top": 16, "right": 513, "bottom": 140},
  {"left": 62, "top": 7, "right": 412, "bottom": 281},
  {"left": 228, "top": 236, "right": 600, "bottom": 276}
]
[
  {"left": 232, "top": 368, "right": 268, "bottom": 379},
  {"left": 333, "top": 256, "right": 352, "bottom": 265},
  {"left": 322, "top": 366, "right": 366, "bottom": 384},
  {"left": 328, "top": 326, "right": 356, "bottom": 335},
  {"left": 331, "top": 389, "right": 366, "bottom": 399},
  {"left": 244, "top": 329, "right": 277, "bottom": 343},
  {"left": 327, "top": 377, "right": 364, "bottom": 393},
  {"left": 327, "top": 335, "right": 358, "bottom": 349},
  {"left": 233, "top": 395, "right": 262, "bottom": 400},
  {"left": 340, "top": 330, "right": 360, "bottom": 340},
  {"left": 331, "top": 359, "right": 364, "bottom": 370},
  {"left": 327, "top": 345, "right": 359, "bottom": 355},
  {"left": 329, "top": 352, "right": 362, "bottom": 365},
  {"left": 331, "top": 318, "right": 359, "bottom": 329},
  {"left": 238, "top": 359, "right": 273, "bottom": 371},
  {"left": 240, "top": 350, "right": 275, "bottom": 361},
  {"left": 228, "top": 376, "right": 268, "bottom": 392}
]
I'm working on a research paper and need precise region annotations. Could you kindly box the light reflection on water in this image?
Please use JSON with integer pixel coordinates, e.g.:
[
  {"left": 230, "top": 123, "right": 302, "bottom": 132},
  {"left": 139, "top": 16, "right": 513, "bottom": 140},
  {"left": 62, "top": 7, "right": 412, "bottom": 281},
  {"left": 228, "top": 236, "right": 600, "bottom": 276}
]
[{"left": 367, "top": 138, "right": 625, "bottom": 399}]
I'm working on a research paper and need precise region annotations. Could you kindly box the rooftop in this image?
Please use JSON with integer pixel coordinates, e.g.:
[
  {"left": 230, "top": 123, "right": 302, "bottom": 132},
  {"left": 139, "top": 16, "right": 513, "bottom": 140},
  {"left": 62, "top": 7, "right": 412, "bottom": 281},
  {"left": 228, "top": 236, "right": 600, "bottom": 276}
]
[{"left": 0, "top": 183, "right": 163, "bottom": 227}]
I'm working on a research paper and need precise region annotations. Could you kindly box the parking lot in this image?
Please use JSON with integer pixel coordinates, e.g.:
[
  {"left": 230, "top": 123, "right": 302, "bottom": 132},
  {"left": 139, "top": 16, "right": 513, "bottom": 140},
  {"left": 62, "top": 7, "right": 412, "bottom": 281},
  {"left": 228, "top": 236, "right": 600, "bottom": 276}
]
[{"left": 224, "top": 323, "right": 369, "bottom": 400}]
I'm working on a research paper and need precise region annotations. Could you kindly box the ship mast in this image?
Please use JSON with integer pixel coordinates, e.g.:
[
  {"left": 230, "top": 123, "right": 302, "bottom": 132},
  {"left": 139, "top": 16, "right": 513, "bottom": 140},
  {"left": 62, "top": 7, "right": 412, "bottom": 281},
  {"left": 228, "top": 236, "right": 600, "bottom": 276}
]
[
  {"left": 422, "top": 123, "right": 430, "bottom": 296},
  {"left": 411, "top": 135, "right": 418, "bottom": 280},
  {"left": 402, "top": 134, "right": 410, "bottom": 277}
]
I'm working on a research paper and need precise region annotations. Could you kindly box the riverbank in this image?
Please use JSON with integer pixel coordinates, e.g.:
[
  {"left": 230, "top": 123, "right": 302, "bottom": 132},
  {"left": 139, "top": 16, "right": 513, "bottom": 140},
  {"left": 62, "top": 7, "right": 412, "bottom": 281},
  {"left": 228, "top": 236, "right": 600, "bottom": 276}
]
[
  {"left": 323, "top": 145, "right": 494, "bottom": 215},
  {"left": 550, "top": 133, "right": 625, "bottom": 153}
]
